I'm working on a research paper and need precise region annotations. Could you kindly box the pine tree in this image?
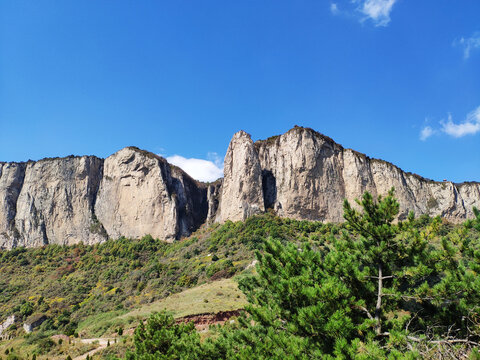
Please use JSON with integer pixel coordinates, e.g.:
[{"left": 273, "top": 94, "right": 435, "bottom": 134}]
[
  {"left": 235, "top": 189, "right": 480, "bottom": 357},
  {"left": 126, "top": 311, "right": 203, "bottom": 360},
  {"left": 126, "top": 190, "right": 480, "bottom": 359}
]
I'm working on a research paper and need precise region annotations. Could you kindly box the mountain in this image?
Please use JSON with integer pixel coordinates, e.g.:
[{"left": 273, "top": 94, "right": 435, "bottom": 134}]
[
  {"left": 1, "top": 126, "right": 479, "bottom": 249},
  {"left": 219, "top": 126, "right": 480, "bottom": 223}
]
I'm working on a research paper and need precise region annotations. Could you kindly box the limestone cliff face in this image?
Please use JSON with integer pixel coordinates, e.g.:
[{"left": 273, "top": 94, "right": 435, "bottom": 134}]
[
  {"left": 1, "top": 127, "right": 479, "bottom": 249},
  {"left": 0, "top": 162, "right": 26, "bottom": 248},
  {"left": 218, "top": 126, "right": 480, "bottom": 223},
  {"left": 217, "top": 131, "right": 264, "bottom": 222},
  {"left": 0, "top": 148, "right": 207, "bottom": 248},
  {"left": 0, "top": 157, "right": 104, "bottom": 249},
  {"left": 95, "top": 147, "right": 207, "bottom": 242},
  {"left": 254, "top": 128, "right": 346, "bottom": 222},
  {"left": 13, "top": 156, "right": 105, "bottom": 248},
  {"left": 206, "top": 180, "right": 222, "bottom": 223}
]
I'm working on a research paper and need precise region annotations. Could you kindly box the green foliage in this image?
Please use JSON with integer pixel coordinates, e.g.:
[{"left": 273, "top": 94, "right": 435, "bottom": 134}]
[
  {"left": 127, "top": 190, "right": 480, "bottom": 359},
  {"left": 126, "top": 311, "right": 202, "bottom": 360},
  {"left": 230, "top": 189, "right": 480, "bottom": 358},
  {"left": 0, "top": 213, "right": 332, "bottom": 339},
  {"left": 19, "top": 302, "right": 34, "bottom": 317},
  {"left": 472, "top": 207, "right": 480, "bottom": 231},
  {"left": 36, "top": 337, "right": 55, "bottom": 354}
]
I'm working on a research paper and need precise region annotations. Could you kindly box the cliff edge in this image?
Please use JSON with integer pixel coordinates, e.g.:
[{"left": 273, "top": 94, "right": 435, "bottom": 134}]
[{"left": 1, "top": 126, "right": 479, "bottom": 249}]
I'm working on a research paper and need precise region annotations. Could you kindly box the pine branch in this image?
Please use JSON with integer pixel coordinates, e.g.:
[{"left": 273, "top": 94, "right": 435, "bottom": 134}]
[{"left": 354, "top": 305, "right": 374, "bottom": 320}]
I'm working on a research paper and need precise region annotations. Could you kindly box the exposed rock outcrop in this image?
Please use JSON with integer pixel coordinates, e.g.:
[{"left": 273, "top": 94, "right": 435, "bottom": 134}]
[
  {"left": 95, "top": 147, "right": 207, "bottom": 242},
  {"left": 217, "top": 131, "right": 264, "bottom": 222},
  {"left": 225, "top": 126, "right": 480, "bottom": 223},
  {"left": 0, "top": 163, "right": 26, "bottom": 248},
  {"left": 2, "top": 156, "right": 104, "bottom": 248},
  {"left": 0, "top": 315, "right": 16, "bottom": 339},
  {"left": 206, "top": 179, "right": 222, "bottom": 223},
  {"left": 0, "top": 148, "right": 208, "bottom": 248},
  {"left": 23, "top": 314, "right": 46, "bottom": 333},
  {"left": 254, "top": 128, "right": 346, "bottom": 222},
  {"left": 1, "top": 126, "right": 479, "bottom": 249}
]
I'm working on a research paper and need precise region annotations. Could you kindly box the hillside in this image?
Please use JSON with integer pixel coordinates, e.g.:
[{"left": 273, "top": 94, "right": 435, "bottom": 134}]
[
  {"left": 0, "top": 214, "right": 330, "bottom": 341},
  {"left": 1, "top": 208, "right": 479, "bottom": 359}
]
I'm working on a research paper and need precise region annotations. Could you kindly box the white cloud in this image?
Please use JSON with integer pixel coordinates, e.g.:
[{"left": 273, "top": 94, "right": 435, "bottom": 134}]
[
  {"left": 331, "top": 0, "right": 398, "bottom": 27},
  {"left": 420, "top": 126, "right": 434, "bottom": 141},
  {"left": 441, "top": 107, "right": 480, "bottom": 138},
  {"left": 457, "top": 32, "right": 480, "bottom": 59},
  {"left": 167, "top": 154, "right": 224, "bottom": 182},
  {"left": 420, "top": 106, "right": 480, "bottom": 141},
  {"left": 330, "top": 3, "right": 339, "bottom": 15},
  {"left": 360, "top": 0, "right": 397, "bottom": 26}
]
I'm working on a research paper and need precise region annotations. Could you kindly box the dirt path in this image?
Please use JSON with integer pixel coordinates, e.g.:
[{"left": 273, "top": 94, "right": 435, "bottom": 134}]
[{"left": 72, "top": 338, "right": 114, "bottom": 360}]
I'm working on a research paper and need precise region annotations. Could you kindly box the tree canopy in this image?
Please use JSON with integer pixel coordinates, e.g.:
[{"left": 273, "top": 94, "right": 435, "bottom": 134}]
[{"left": 128, "top": 189, "right": 480, "bottom": 359}]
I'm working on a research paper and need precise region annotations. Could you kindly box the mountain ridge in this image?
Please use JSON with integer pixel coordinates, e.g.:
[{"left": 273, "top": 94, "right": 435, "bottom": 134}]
[{"left": 1, "top": 126, "right": 479, "bottom": 249}]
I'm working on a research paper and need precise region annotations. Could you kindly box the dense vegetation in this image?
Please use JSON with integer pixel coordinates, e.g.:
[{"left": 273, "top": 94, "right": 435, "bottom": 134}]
[
  {"left": 127, "top": 190, "right": 480, "bottom": 359},
  {"left": 1, "top": 191, "right": 480, "bottom": 359},
  {"left": 0, "top": 212, "right": 333, "bottom": 351}
]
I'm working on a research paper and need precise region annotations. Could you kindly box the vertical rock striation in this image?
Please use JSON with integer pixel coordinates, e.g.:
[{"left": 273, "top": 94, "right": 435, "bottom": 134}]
[
  {"left": 206, "top": 179, "right": 222, "bottom": 223},
  {"left": 1, "top": 126, "right": 479, "bottom": 249},
  {"left": 0, "top": 163, "right": 27, "bottom": 248},
  {"left": 254, "top": 128, "right": 346, "bottom": 222},
  {"left": 217, "top": 131, "right": 264, "bottom": 222},
  {"left": 94, "top": 147, "right": 207, "bottom": 242},
  {"left": 218, "top": 126, "right": 480, "bottom": 223},
  {"left": 13, "top": 156, "right": 105, "bottom": 248}
]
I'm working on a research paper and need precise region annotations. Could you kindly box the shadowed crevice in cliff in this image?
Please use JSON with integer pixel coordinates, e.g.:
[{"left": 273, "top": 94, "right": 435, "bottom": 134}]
[
  {"left": 262, "top": 170, "right": 277, "bottom": 210},
  {"left": 158, "top": 155, "right": 209, "bottom": 239},
  {"left": 206, "top": 180, "right": 222, "bottom": 223},
  {"left": 2, "top": 126, "right": 480, "bottom": 249},
  {"left": 88, "top": 158, "right": 105, "bottom": 221},
  {"left": 169, "top": 173, "right": 209, "bottom": 239}
]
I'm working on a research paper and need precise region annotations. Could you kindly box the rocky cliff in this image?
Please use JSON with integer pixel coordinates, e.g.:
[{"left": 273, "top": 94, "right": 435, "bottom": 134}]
[
  {"left": 0, "top": 148, "right": 208, "bottom": 249},
  {"left": 1, "top": 126, "right": 479, "bottom": 249},
  {"left": 218, "top": 126, "right": 480, "bottom": 222},
  {"left": 217, "top": 131, "right": 265, "bottom": 222},
  {"left": 95, "top": 147, "right": 207, "bottom": 242},
  {"left": 1, "top": 156, "right": 104, "bottom": 248}
]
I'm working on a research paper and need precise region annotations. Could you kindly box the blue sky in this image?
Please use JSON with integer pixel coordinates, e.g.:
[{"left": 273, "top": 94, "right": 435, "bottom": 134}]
[{"left": 1, "top": 1, "right": 479, "bottom": 182}]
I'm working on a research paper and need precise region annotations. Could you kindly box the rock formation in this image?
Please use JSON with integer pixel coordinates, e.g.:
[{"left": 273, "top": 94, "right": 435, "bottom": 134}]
[
  {"left": 0, "top": 162, "right": 26, "bottom": 248},
  {"left": 217, "top": 131, "right": 264, "bottom": 222},
  {"left": 23, "top": 314, "right": 46, "bottom": 334},
  {"left": 95, "top": 147, "right": 207, "bottom": 242},
  {"left": 0, "top": 148, "right": 208, "bottom": 249},
  {"left": 234, "top": 126, "right": 480, "bottom": 222},
  {"left": 0, "top": 315, "right": 16, "bottom": 339},
  {"left": 1, "top": 156, "right": 104, "bottom": 248},
  {"left": 1, "top": 126, "right": 479, "bottom": 249}
]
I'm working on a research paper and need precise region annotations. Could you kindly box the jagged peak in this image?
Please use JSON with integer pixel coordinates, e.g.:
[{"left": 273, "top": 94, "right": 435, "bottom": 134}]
[
  {"left": 230, "top": 130, "right": 253, "bottom": 142},
  {"left": 254, "top": 126, "right": 343, "bottom": 150}
]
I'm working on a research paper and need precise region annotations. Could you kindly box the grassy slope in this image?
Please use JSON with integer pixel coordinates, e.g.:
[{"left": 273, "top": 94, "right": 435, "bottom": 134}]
[
  {"left": 76, "top": 278, "right": 248, "bottom": 337},
  {"left": 0, "top": 278, "right": 247, "bottom": 359},
  {"left": 1, "top": 212, "right": 473, "bottom": 359},
  {"left": 120, "top": 277, "right": 247, "bottom": 320},
  {"left": 0, "top": 213, "right": 331, "bottom": 339}
]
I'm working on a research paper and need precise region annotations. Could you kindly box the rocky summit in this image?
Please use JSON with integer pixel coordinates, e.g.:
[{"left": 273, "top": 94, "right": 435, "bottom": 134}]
[{"left": 1, "top": 126, "right": 479, "bottom": 249}]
